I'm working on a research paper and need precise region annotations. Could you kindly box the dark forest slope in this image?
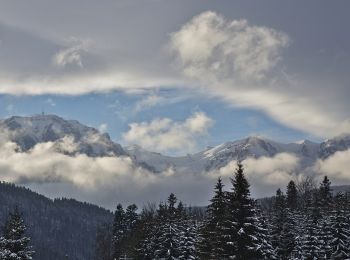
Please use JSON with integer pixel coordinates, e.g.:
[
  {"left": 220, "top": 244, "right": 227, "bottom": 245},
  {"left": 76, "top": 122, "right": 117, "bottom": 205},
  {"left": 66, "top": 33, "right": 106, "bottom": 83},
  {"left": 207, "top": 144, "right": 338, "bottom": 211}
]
[{"left": 0, "top": 182, "right": 113, "bottom": 260}]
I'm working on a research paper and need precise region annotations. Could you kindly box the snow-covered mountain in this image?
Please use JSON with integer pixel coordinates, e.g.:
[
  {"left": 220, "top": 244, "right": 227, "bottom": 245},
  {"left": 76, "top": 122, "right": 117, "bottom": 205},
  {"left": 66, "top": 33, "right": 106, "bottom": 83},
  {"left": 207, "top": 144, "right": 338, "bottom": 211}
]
[
  {"left": 0, "top": 114, "right": 126, "bottom": 157},
  {"left": 1, "top": 114, "right": 350, "bottom": 174},
  {"left": 127, "top": 135, "right": 349, "bottom": 173},
  {"left": 319, "top": 134, "right": 350, "bottom": 159}
]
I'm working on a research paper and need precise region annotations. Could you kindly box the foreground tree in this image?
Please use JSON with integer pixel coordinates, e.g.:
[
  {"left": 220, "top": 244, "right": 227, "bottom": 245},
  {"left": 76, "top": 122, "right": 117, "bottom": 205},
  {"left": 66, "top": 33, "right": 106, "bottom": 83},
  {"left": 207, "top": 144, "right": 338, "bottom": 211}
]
[
  {"left": 125, "top": 204, "right": 138, "bottom": 231},
  {"left": 112, "top": 204, "right": 126, "bottom": 259},
  {"left": 255, "top": 210, "right": 277, "bottom": 259},
  {"left": 153, "top": 193, "right": 181, "bottom": 259},
  {"left": 329, "top": 193, "right": 350, "bottom": 259},
  {"left": 199, "top": 177, "right": 228, "bottom": 259},
  {"left": 286, "top": 180, "right": 298, "bottom": 210},
  {"left": 178, "top": 220, "right": 199, "bottom": 260},
  {"left": 319, "top": 176, "right": 332, "bottom": 210},
  {"left": 298, "top": 211, "right": 323, "bottom": 260},
  {"left": 226, "top": 163, "right": 261, "bottom": 259},
  {"left": 0, "top": 207, "right": 34, "bottom": 260}
]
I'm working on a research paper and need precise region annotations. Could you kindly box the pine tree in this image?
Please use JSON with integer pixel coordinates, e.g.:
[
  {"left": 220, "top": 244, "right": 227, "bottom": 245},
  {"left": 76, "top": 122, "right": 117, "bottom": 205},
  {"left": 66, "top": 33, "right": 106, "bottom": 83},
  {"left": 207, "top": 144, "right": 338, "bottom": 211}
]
[
  {"left": 255, "top": 210, "right": 277, "bottom": 259},
  {"left": 271, "top": 188, "right": 297, "bottom": 259},
  {"left": 226, "top": 162, "right": 260, "bottom": 260},
  {"left": 318, "top": 215, "right": 333, "bottom": 259},
  {"left": 123, "top": 204, "right": 143, "bottom": 258},
  {"left": 178, "top": 220, "right": 199, "bottom": 260},
  {"left": 137, "top": 204, "right": 159, "bottom": 260},
  {"left": 176, "top": 201, "right": 185, "bottom": 219},
  {"left": 299, "top": 210, "right": 323, "bottom": 260},
  {"left": 125, "top": 204, "right": 138, "bottom": 230},
  {"left": 286, "top": 180, "right": 298, "bottom": 210},
  {"left": 271, "top": 188, "right": 285, "bottom": 252},
  {"left": 319, "top": 176, "right": 332, "bottom": 210},
  {"left": 153, "top": 194, "right": 181, "bottom": 259},
  {"left": 199, "top": 177, "right": 228, "bottom": 259},
  {"left": 292, "top": 211, "right": 306, "bottom": 259},
  {"left": 281, "top": 210, "right": 298, "bottom": 259},
  {"left": 329, "top": 192, "right": 350, "bottom": 259},
  {"left": 112, "top": 203, "right": 126, "bottom": 259},
  {"left": 0, "top": 207, "right": 34, "bottom": 260}
]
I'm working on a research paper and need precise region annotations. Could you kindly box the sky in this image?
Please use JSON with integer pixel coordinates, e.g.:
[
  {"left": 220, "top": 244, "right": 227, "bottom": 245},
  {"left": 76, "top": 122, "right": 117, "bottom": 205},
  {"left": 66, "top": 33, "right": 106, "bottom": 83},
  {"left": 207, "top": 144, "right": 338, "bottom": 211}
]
[{"left": 0, "top": 0, "right": 350, "bottom": 207}]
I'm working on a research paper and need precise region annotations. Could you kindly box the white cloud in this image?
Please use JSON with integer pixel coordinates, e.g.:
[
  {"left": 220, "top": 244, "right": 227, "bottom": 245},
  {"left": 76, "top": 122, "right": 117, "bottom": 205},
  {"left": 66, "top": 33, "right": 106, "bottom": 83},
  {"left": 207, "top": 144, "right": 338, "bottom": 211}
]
[
  {"left": 208, "top": 150, "right": 350, "bottom": 196},
  {"left": 0, "top": 138, "right": 159, "bottom": 204},
  {"left": 98, "top": 123, "right": 108, "bottom": 133},
  {"left": 133, "top": 94, "right": 165, "bottom": 112},
  {"left": 0, "top": 69, "right": 186, "bottom": 95},
  {"left": 211, "top": 86, "right": 350, "bottom": 137},
  {"left": 170, "top": 11, "right": 289, "bottom": 82},
  {"left": 123, "top": 111, "right": 214, "bottom": 153},
  {"left": 0, "top": 136, "right": 216, "bottom": 208},
  {"left": 0, "top": 134, "right": 300, "bottom": 208},
  {"left": 209, "top": 153, "right": 300, "bottom": 191},
  {"left": 313, "top": 149, "right": 350, "bottom": 183},
  {"left": 52, "top": 38, "right": 89, "bottom": 68}
]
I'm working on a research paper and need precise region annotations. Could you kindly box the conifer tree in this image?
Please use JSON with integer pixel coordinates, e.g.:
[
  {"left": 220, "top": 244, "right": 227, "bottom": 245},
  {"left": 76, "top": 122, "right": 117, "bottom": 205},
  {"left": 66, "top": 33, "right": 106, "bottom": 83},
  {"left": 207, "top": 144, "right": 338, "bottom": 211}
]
[
  {"left": 286, "top": 180, "right": 298, "bottom": 210},
  {"left": 112, "top": 203, "right": 126, "bottom": 259},
  {"left": 299, "top": 210, "right": 323, "bottom": 260},
  {"left": 199, "top": 177, "right": 228, "bottom": 259},
  {"left": 177, "top": 201, "right": 185, "bottom": 219},
  {"left": 281, "top": 210, "right": 298, "bottom": 259},
  {"left": 329, "top": 192, "right": 350, "bottom": 259},
  {"left": 125, "top": 204, "right": 138, "bottom": 230},
  {"left": 318, "top": 215, "right": 333, "bottom": 259},
  {"left": 226, "top": 162, "right": 260, "bottom": 260},
  {"left": 270, "top": 188, "right": 297, "bottom": 259},
  {"left": 319, "top": 176, "right": 332, "bottom": 210},
  {"left": 178, "top": 220, "right": 199, "bottom": 260},
  {"left": 255, "top": 210, "right": 277, "bottom": 259},
  {"left": 153, "top": 194, "right": 181, "bottom": 259},
  {"left": 271, "top": 188, "right": 289, "bottom": 258},
  {"left": 0, "top": 207, "right": 34, "bottom": 260},
  {"left": 138, "top": 203, "right": 163, "bottom": 259}
]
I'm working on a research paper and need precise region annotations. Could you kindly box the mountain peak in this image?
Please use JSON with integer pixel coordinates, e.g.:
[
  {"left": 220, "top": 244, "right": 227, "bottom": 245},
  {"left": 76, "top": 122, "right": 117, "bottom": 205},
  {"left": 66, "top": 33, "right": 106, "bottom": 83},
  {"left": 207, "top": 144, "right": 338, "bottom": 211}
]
[{"left": 0, "top": 114, "right": 126, "bottom": 156}]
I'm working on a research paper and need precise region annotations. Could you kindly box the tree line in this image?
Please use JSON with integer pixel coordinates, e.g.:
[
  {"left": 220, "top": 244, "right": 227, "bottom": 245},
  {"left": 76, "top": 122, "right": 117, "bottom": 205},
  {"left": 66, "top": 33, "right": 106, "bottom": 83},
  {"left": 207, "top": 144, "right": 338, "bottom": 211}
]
[{"left": 96, "top": 163, "right": 350, "bottom": 260}]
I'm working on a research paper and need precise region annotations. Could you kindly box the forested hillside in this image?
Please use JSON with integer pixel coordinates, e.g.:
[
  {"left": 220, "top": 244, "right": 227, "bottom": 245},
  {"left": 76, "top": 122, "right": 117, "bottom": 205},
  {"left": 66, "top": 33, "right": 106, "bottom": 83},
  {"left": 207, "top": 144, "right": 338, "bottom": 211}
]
[{"left": 0, "top": 182, "right": 113, "bottom": 260}]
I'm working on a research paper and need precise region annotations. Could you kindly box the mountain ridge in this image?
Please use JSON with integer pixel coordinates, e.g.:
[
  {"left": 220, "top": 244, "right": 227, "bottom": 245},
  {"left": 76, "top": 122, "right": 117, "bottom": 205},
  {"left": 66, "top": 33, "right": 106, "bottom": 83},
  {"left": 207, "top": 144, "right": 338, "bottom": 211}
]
[
  {"left": 127, "top": 134, "right": 347, "bottom": 173},
  {"left": 1, "top": 114, "right": 350, "bottom": 174}
]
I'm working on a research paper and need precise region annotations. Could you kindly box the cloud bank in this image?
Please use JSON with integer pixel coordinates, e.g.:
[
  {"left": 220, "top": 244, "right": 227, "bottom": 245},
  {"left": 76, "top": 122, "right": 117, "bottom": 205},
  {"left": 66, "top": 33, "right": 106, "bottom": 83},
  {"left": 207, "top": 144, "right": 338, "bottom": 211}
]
[
  {"left": 123, "top": 111, "right": 214, "bottom": 153},
  {"left": 314, "top": 149, "right": 350, "bottom": 183}
]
